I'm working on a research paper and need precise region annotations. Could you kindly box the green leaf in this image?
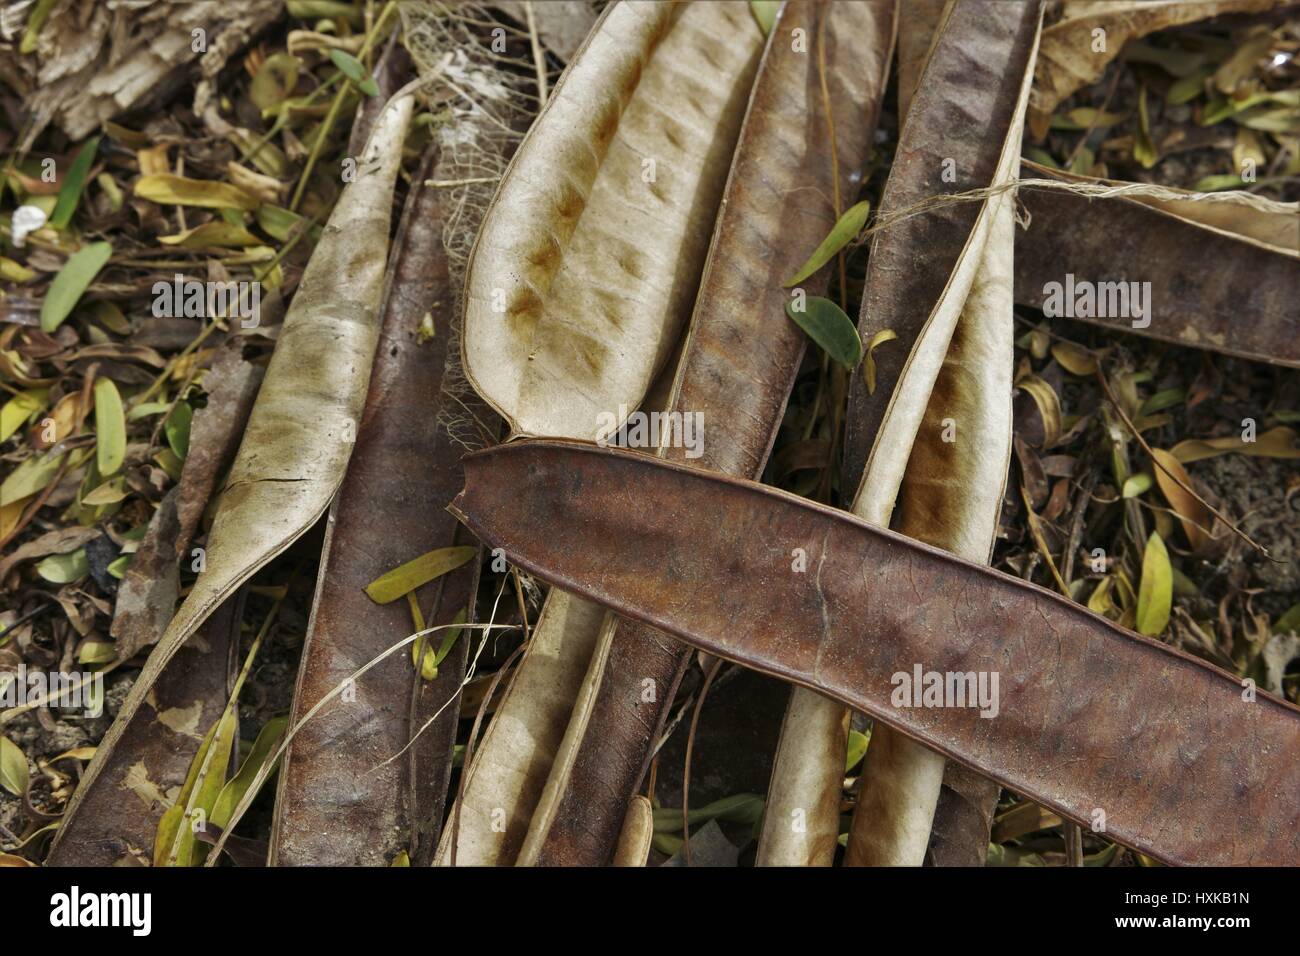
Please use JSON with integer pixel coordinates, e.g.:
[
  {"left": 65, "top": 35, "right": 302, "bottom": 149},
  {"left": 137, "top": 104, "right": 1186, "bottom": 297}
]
[
  {"left": 785, "top": 295, "right": 862, "bottom": 369},
  {"left": 1166, "top": 67, "right": 1212, "bottom": 106},
  {"left": 0, "top": 451, "right": 67, "bottom": 506},
  {"left": 93, "top": 378, "right": 126, "bottom": 476},
  {"left": 159, "top": 222, "right": 261, "bottom": 248},
  {"left": 652, "top": 793, "right": 765, "bottom": 833},
  {"left": 165, "top": 401, "right": 193, "bottom": 460},
  {"left": 211, "top": 715, "right": 289, "bottom": 830},
  {"left": 845, "top": 728, "right": 870, "bottom": 773},
  {"left": 78, "top": 640, "right": 116, "bottom": 665},
  {"left": 106, "top": 554, "right": 131, "bottom": 579},
  {"left": 1136, "top": 532, "right": 1173, "bottom": 637},
  {"left": 1, "top": 390, "right": 47, "bottom": 442},
  {"left": 0, "top": 736, "right": 28, "bottom": 796},
  {"left": 784, "top": 200, "right": 870, "bottom": 287},
  {"left": 1139, "top": 387, "right": 1184, "bottom": 415},
  {"left": 1275, "top": 602, "right": 1300, "bottom": 635},
  {"left": 365, "top": 546, "right": 478, "bottom": 604},
  {"left": 748, "top": 0, "right": 779, "bottom": 35},
  {"left": 40, "top": 241, "right": 112, "bottom": 333},
  {"left": 19, "top": 0, "right": 56, "bottom": 55},
  {"left": 36, "top": 549, "right": 89, "bottom": 584},
  {"left": 1121, "top": 472, "right": 1153, "bottom": 498},
  {"left": 251, "top": 53, "right": 302, "bottom": 112},
  {"left": 329, "top": 49, "right": 379, "bottom": 96},
  {"left": 49, "top": 137, "right": 99, "bottom": 230},
  {"left": 1133, "top": 86, "right": 1159, "bottom": 170}
]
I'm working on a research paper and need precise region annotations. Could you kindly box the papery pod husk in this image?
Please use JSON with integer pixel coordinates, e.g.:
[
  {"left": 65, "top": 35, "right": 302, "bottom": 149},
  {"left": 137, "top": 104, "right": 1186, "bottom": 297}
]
[
  {"left": 925, "top": 761, "right": 1001, "bottom": 867},
  {"left": 843, "top": 1, "right": 1036, "bottom": 867},
  {"left": 45, "top": 593, "right": 244, "bottom": 866},
  {"left": 461, "top": 0, "right": 763, "bottom": 440},
  {"left": 53, "top": 92, "right": 416, "bottom": 842},
  {"left": 611, "top": 794, "right": 655, "bottom": 867},
  {"left": 895, "top": 0, "right": 949, "bottom": 127},
  {"left": 438, "top": 0, "right": 764, "bottom": 866},
  {"left": 1014, "top": 163, "right": 1300, "bottom": 368},
  {"left": 764, "top": 0, "right": 1039, "bottom": 867},
  {"left": 841, "top": 0, "right": 1044, "bottom": 494},
  {"left": 270, "top": 143, "right": 490, "bottom": 866},
  {"left": 450, "top": 440, "right": 1300, "bottom": 867},
  {"left": 523, "top": 0, "right": 896, "bottom": 867}
]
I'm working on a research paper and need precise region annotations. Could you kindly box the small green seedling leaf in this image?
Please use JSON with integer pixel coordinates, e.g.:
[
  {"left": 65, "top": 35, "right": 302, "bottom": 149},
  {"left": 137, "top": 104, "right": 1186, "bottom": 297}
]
[
  {"left": 785, "top": 295, "right": 862, "bottom": 370},
  {"left": 329, "top": 49, "right": 379, "bottom": 96},
  {"left": 784, "top": 200, "right": 870, "bottom": 288},
  {"left": 93, "top": 378, "right": 126, "bottom": 476},
  {"left": 365, "top": 546, "right": 478, "bottom": 604},
  {"left": 49, "top": 137, "right": 100, "bottom": 230},
  {"left": 40, "top": 241, "right": 112, "bottom": 332}
]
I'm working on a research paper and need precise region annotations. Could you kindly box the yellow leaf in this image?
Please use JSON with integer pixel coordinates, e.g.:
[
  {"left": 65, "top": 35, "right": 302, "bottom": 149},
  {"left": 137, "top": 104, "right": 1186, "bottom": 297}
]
[
  {"left": 1150, "top": 448, "right": 1212, "bottom": 551},
  {"left": 863, "top": 328, "right": 897, "bottom": 395},
  {"left": 159, "top": 222, "right": 261, "bottom": 248},
  {"left": 135, "top": 174, "right": 259, "bottom": 211},
  {"left": 0, "top": 735, "right": 29, "bottom": 796},
  {"left": 1171, "top": 426, "right": 1300, "bottom": 463},
  {"left": 365, "top": 546, "right": 477, "bottom": 605},
  {"left": 1136, "top": 532, "right": 1173, "bottom": 637}
]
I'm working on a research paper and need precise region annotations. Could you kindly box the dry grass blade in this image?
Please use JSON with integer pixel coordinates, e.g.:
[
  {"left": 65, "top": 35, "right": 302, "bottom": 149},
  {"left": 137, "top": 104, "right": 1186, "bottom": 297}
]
[{"left": 52, "top": 91, "right": 415, "bottom": 844}]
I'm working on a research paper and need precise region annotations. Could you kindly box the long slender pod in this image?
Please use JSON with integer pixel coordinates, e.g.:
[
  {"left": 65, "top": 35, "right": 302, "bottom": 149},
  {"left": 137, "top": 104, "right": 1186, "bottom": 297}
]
[
  {"left": 269, "top": 142, "right": 488, "bottom": 865},
  {"left": 524, "top": 0, "right": 895, "bottom": 867},
  {"left": 842, "top": 0, "right": 1040, "bottom": 867},
  {"left": 451, "top": 440, "right": 1300, "bottom": 868},
  {"left": 766, "top": 0, "right": 1041, "bottom": 866},
  {"left": 438, "top": 0, "right": 763, "bottom": 865},
  {"left": 50, "top": 91, "right": 415, "bottom": 850}
]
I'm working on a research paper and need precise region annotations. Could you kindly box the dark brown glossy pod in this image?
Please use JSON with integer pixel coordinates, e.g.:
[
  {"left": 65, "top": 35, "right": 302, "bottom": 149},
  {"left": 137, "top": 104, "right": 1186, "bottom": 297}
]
[
  {"left": 269, "top": 144, "right": 490, "bottom": 866},
  {"left": 842, "top": 0, "right": 1043, "bottom": 492},
  {"left": 451, "top": 440, "right": 1300, "bottom": 867}
]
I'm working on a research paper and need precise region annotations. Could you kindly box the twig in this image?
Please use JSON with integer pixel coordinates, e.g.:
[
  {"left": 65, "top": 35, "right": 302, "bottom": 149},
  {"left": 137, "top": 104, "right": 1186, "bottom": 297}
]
[
  {"left": 681, "top": 657, "right": 723, "bottom": 867},
  {"left": 524, "top": 1, "right": 548, "bottom": 106}
]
